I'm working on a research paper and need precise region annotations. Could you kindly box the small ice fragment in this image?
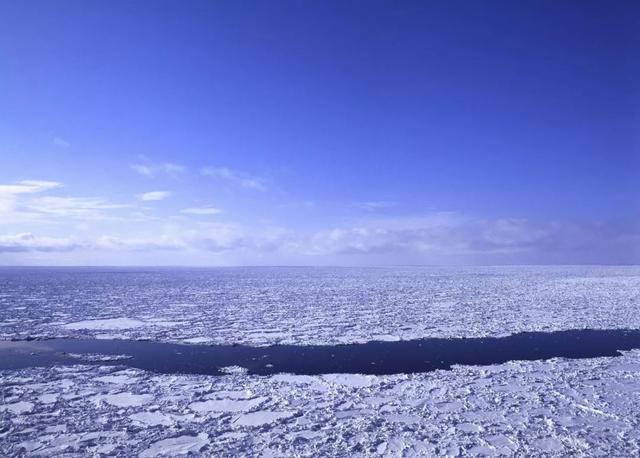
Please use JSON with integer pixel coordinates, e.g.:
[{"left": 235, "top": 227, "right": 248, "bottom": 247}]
[{"left": 219, "top": 366, "right": 248, "bottom": 375}]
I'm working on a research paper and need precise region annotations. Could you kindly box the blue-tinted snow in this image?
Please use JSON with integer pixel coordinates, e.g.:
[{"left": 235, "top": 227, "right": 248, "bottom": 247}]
[
  {"left": 1, "top": 351, "right": 640, "bottom": 456},
  {"left": 2, "top": 266, "right": 640, "bottom": 456},
  {"left": 1, "top": 266, "right": 639, "bottom": 345}
]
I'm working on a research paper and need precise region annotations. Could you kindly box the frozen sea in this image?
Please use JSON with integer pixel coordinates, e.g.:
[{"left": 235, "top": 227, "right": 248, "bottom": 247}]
[{"left": 1, "top": 266, "right": 640, "bottom": 456}]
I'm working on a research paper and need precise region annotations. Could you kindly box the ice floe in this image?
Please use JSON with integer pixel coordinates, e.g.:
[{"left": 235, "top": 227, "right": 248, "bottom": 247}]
[
  {"left": 140, "top": 433, "right": 209, "bottom": 457},
  {"left": 63, "top": 318, "right": 145, "bottom": 330},
  {"left": 189, "top": 397, "right": 267, "bottom": 413},
  {"left": 233, "top": 410, "right": 296, "bottom": 427},
  {"left": 93, "top": 392, "right": 154, "bottom": 407}
]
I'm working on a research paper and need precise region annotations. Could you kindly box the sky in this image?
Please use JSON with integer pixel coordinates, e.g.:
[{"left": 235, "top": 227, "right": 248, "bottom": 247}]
[{"left": 0, "top": 0, "right": 638, "bottom": 265}]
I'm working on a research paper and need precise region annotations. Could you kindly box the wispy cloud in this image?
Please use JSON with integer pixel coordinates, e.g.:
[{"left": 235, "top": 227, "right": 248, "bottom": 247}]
[
  {"left": 53, "top": 137, "right": 70, "bottom": 148},
  {"left": 0, "top": 180, "right": 62, "bottom": 196},
  {"left": 131, "top": 161, "right": 187, "bottom": 178},
  {"left": 354, "top": 201, "right": 397, "bottom": 211},
  {"left": 300, "top": 215, "right": 640, "bottom": 264},
  {"left": 0, "top": 179, "right": 136, "bottom": 224},
  {"left": 1, "top": 202, "right": 638, "bottom": 264},
  {"left": 201, "top": 166, "right": 267, "bottom": 191},
  {"left": 163, "top": 163, "right": 187, "bottom": 176},
  {"left": 180, "top": 207, "right": 223, "bottom": 216},
  {"left": 0, "top": 180, "right": 63, "bottom": 216},
  {"left": 26, "top": 196, "right": 130, "bottom": 219},
  {"left": 138, "top": 191, "right": 171, "bottom": 201},
  {"left": 95, "top": 235, "right": 186, "bottom": 252},
  {"left": 0, "top": 233, "right": 81, "bottom": 253},
  {"left": 131, "top": 164, "right": 154, "bottom": 177}
]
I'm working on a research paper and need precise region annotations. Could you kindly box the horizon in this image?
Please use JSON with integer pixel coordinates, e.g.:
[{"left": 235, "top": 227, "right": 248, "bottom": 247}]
[
  {"left": 1, "top": 1, "right": 638, "bottom": 266},
  {"left": 0, "top": 263, "right": 638, "bottom": 269}
]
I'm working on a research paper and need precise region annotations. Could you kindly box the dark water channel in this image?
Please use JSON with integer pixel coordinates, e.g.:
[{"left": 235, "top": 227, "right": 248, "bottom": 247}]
[{"left": 2, "top": 329, "right": 640, "bottom": 376}]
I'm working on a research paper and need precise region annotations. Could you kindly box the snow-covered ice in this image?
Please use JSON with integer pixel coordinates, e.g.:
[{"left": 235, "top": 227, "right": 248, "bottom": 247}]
[
  {"left": 189, "top": 397, "right": 267, "bottom": 413},
  {"left": 2, "top": 350, "right": 640, "bottom": 456},
  {"left": 219, "top": 366, "right": 249, "bottom": 375},
  {"left": 92, "top": 392, "right": 154, "bottom": 407},
  {"left": 1, "top": 266, "right": 639, "bottom": 345},
  {"left": 2, "top": 266, "right": 640, "bottom": 456},
  {"left": 233, "top": 410, "right": 296, "bottom": 426},
  {"left": 139, "top": 433, "right": 209, "bottom": 457},
  {"left": 62, "top": 318, "right": 146, "bottom": 330},
  {"left": 130, "top": 411, "right": 174, "bottom": 427}
]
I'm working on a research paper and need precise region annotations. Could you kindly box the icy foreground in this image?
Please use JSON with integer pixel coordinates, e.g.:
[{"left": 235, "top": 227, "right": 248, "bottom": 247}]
[
  {"left": 1, "top": 266, "right": 640, "bottom": 345},
  {"left": 2, "top": 266, "right": 640, "bottom": 456},
  {"left": 2, "top": 351, "right": 640, "bottom": 456}
]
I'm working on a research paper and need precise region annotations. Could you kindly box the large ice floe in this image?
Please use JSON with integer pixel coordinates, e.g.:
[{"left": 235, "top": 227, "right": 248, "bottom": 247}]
[{"left": 1, "top": 350, "right": 640, "bottom": 456}]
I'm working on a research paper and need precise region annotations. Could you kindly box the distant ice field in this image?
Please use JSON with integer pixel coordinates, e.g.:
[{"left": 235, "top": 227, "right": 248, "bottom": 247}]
[{"left": 1, "top": 266, "right": 639, "bottom": 345}]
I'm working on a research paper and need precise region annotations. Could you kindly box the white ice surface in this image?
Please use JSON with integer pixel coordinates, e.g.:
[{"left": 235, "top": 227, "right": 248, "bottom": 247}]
[
  {"left": 130, "top": 411, "right": 174, "bottom": 427},
  {"left": 233, "top": 410, "right": 295, "bottom": 426},
  {"left": 62, "top": 318, "right": 145, "bottom": 330},
  {"left": 2, "top": 267, "right": 640, "bottom": 456},
  {"left": 2, "top": 351, "right": 640, "bottom": 456},
  {"left": 189, "top": 397, "right": 267, "bottom": 413},
  {"left": 93, "top": 392, "right": 154, "bottom": 407},
  {"left": 2, "top": 266, "right": 640, "bottom": 345},
  {"left": 1, "top": 401, "right": 34, "bottom": 414},
  {"left": 139, "top": 433, "right": 209, "bottom": 457}
]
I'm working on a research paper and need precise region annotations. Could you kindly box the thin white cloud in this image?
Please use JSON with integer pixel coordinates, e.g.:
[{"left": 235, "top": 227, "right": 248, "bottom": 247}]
[
  {"left": 162, "top": 163, "right": 187, "bottom": 177},
  {"left": 131, "top": 161, "right": 187, "bottom": 178},
  {"left": 0, "top": 179, "right": 136, "bottom": 224},
  {"left": 26, "top": 196, "right": 130, "bottom": 219},
  {"left": 1, "top": 206, "right": 638, "bottom": 264},
  {"left": 95, "top": 235, "right": 186, "bottom": 252},
  {"left": 139, "top": 191, "right": 171, "bottom": 201},
  {"left": 0, "top": 180, "right": 63, "bottom": 217},
  {"left": 0, "top": 233, "right": 81, "bottom": 253},
  {"left": 131, "top": 164, "right": 154, "bottom": 177},
  {"left": 201, "top": 166, "right": 267, "bottom": 191},
  {"left": 0, "top": 180, "right": 62, "bottom": 196},
  {"left": 53, "top": 137, "right": 70, "bottom": 148},
  {"left": 354, "top": 201, "right": 397, "bottom": 211},
  {"left": 180, "top": 207, "right": 223, "bottom": 215}
]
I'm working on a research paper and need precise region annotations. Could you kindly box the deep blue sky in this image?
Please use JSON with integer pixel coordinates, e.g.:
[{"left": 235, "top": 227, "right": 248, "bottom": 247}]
[{"left": 0, "top": 1, "right": 638, "bottom": 265}]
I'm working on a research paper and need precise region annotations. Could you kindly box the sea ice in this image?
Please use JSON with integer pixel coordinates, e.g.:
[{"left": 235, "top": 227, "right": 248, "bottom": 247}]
[
  {"left": 1, "top": 401, "right": 34, "bottom": 414},
  {"left": 2, "top": 267, "right": 640, "bottom": 456},
  {"left": 322, "top": 373, "right": 373, "bottom": 388},
  {"left": 63, "top": 318, "right": 146, "bottom": 330},
  {"left": 94, "top": 392, "right": 154, "bottom": 407},
  {"left": 219, "top": 366, "right": 249, "bottom": 375},
  {"left": 233, "top": 410, "right": 295, "bottom": 427},
  {"left": 130, "top": 411, "right": 174, "bottom": 427},
  {"left": 2, "top": 266, "right": 640, "bottom": 346},
  {"left": 189, "top": 397, "right": 268, "bottom": 413},
  {"left": 140, "top": 433, "right": 209, "bottom": 457}
]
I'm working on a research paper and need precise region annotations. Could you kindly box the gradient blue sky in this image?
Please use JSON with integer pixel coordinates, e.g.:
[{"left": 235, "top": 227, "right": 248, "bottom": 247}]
[{"left": 0, "top": 0, "right": 638, "bottom": 265}]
